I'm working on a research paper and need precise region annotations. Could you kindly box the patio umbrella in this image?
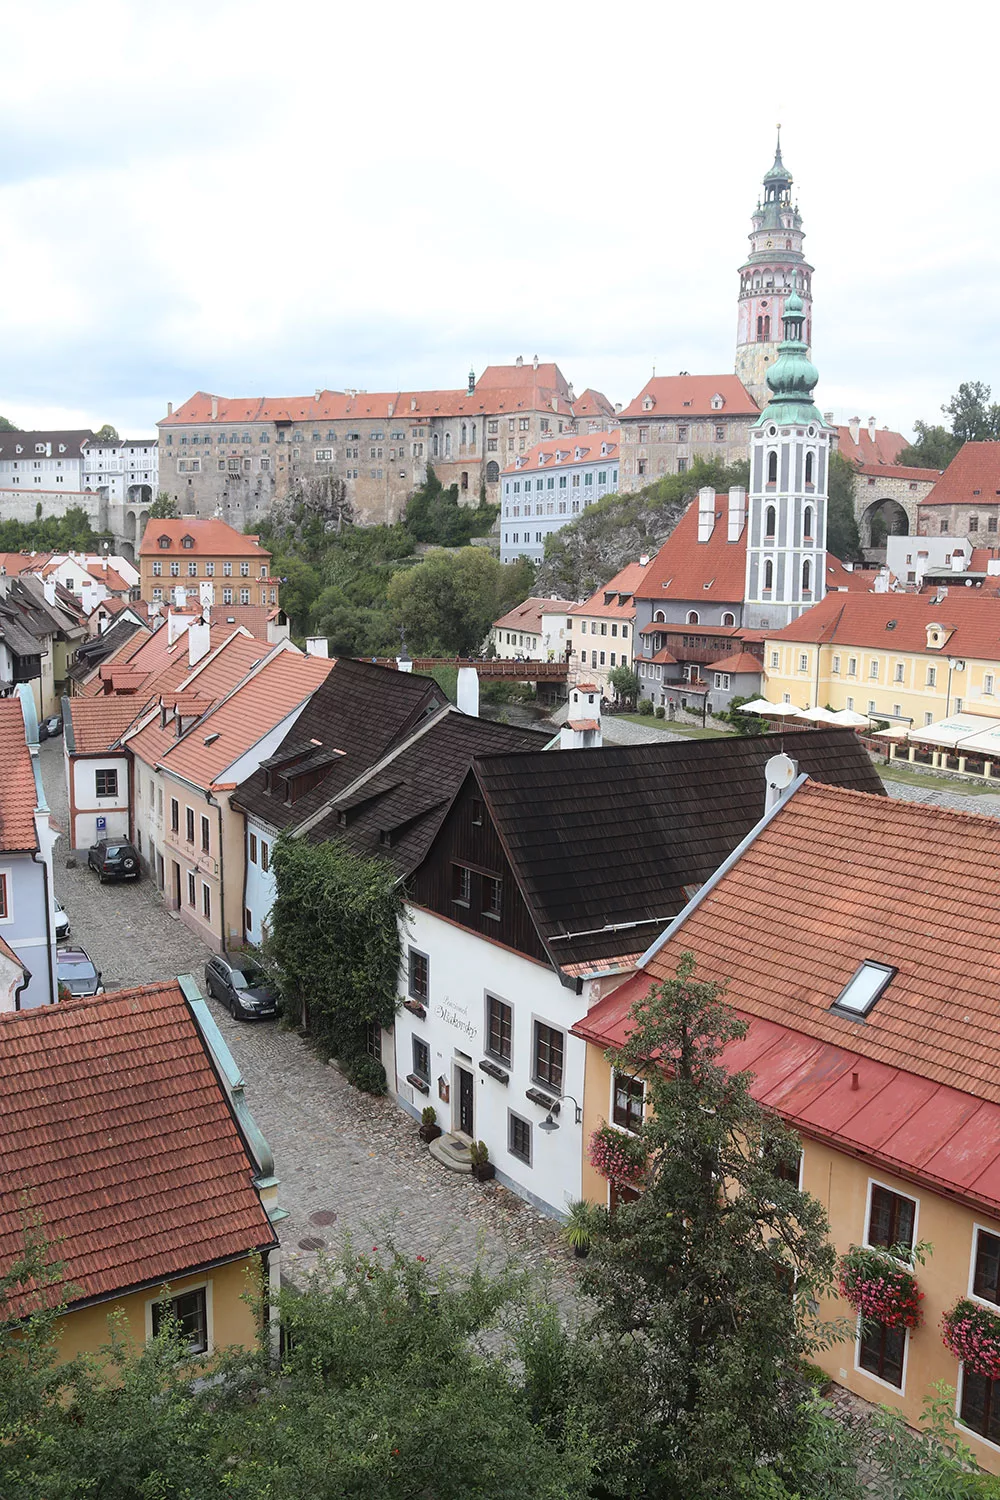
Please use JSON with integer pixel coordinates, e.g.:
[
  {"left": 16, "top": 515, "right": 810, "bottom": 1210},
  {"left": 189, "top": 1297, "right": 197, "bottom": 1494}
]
[
  {"left": 828, "top": 708, "right": 871, "bottom": 727},
  {"left": 799, "top": 705, "right": 840, "bottom": 723},
  {"left": 738, "top": 697, "right": 775, "bottom": 713},
  {"left": 758, "top": 702, "right": 810, "bottom": 718}
]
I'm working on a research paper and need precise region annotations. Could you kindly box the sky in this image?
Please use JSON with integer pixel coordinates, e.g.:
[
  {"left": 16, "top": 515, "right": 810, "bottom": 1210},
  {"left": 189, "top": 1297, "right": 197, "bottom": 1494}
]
[{"left": 1, "top": 0, "right": 997, "bottom": 443}]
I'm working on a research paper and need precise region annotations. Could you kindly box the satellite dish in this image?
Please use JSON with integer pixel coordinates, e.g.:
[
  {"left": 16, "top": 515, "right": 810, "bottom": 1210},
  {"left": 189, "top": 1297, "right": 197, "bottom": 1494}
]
[{"left": 765, "top": 752, "right": 796, "bottom": 790}]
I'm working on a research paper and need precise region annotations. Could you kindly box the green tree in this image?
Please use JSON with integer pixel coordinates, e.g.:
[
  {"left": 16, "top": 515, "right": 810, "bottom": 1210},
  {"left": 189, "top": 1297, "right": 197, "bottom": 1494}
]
[
  {"left": 0, "top": 505, "right": 98, "bottom": 554},
  {"left": 0, "top": 415, "right": 19, "bottom": 433},
  {"left": 148, "top": 492, "right": 178, "bottom": 518},
  {"left": 607, "top": 664, "right": 640, "bottom": 705},
  {"left": 404, "top": 465, "right": 498, "bottom": 547},
  {"left": 386, "top": 548, "right": 534, "bottom": 655},
  {"left": 897, "top": 420, "right": 961, "bottom": 471},
  {"left": 95, "top": 423, "right": 120, "bottom": 442},
  {"left": 275, "top": 554, "right": 322, "bottom": 633},
  {"left": 942, "top": 381, "right": 1000, "bottom": 444},
  {"left": 267, "top": 835, "right": 403, "bottom": 1067},
  {"left": 574, "top": 954, "right": 840, "bottom": 1499},
  {"left": 826, "top": 451, "right": 863, "bottom": 561}
]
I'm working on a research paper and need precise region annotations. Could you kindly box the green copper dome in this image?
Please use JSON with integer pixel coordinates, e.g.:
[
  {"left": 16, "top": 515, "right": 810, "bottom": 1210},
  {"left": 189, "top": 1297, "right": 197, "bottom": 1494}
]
[
  {"left": 763, "top": 128, "right": 792, "bottom": 188},
  {"left": 753, "top": 294, "right": 823, "bottom": 427}
]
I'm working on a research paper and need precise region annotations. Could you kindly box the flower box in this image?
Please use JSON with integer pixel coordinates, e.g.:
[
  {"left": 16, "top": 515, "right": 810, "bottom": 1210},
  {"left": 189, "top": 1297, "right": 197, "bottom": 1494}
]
[
  {"left": 837, "top": 1246, "right": 923, "bottom": 1329},
  {"left": 589, "top": 1122, "right": 647, "bottom": 1186},
  {"left": 942, "top": 1299, "right": 1000, "bottom": 1378}
]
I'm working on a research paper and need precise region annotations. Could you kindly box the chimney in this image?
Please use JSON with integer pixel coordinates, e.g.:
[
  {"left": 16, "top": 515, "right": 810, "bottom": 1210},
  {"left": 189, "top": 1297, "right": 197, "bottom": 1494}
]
[
  {"left": 848, "top": 415, "right": 860, "bottom": 445},
  {"left": 823, "top": 410, "right": 834, "bottom": 424},
  {"left": 639, "top": 553, "right": 650, "bottom": 567},
  {"left": 515, "top": 355, "right": 523, "bottom": 368},
  {"left": 457, "top": 666, "right": 479, "bottom": 717},
  {"left": 559, "top": 684, "right": 603, "bottom": 750},
  {"left": 615, "top": 402, "right": 622, "bottom": 414},
  {"left": 187, "top": 618, "right": 211, "bottom": 666},
  {"left": 410, "top": 397, "right": 417, "bottom": 412},
  {"left": 173, "top": 584, "right": 187, "bottom": 608},
  {"left": 727, "top": 485, "right": 746, "bottom": 543},
  {"left": 199, "top": 580, "right": 213, "bottom": 612},
  {"left": 305, "top": 637, "right": 329, "bottom": 658},
  {"left": 868, "top": 416, "right": 877, "bottom": 442},
  {"left": 210, "top": 396, "right": 219, "bottom": 421},
  {"left": 43, "top": 576, "right": 57, "bottom": 606},
  {"left": 697, "top": 486, "right": 716, "bottom": 543},
  {"left": 532, "top": 354, "right": 539, "bottom": 371},
  {"left": 167, "top": 402, "right": 173, "bottom": 417},
  {"left": 314, "top": 388, "right": 321, "bottom": 401}
]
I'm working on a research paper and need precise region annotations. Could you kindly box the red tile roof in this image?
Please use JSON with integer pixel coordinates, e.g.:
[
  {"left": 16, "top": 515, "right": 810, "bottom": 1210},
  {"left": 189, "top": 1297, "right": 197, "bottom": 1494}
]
[
  {"left": 68, "top": 698, "right": 145, "bottom": 753},
  {"left": 492, "top": 597, "right": 566, "bottom": 635},
  {"left": 766, "top": 589, "right": 1000, "bottom": 660},
  {"left": 573, "top": 780, "right": 1000, "bottom": 1211},
  {"left": 572, "top": 388, "right": 616, "bottom": 420},
  {"left": 0, "top": 552, "right": 54, "bottom": 576},
  {"left": 0, "top": 983, "right": 275, "bottom": 1312},
  {"left": 634, "top": 496, "right": 749, "bottom": 603},
  {"left": 834, "top": 423, "right": 908, "bottom": 468},
  {"left": 138, "top": 519, "right": 272, "bottom": 560},
  {"left": 918, "top": 442, "right": 1000, "bottom": 506},
  {"left": 857, "top": 462, "right": 939, "bottom": 483},
  {"left": 0, "top": 699, "right": 37, "bottom": 851},
  {"left": 502, "top": 430, "right": 619, "bottom": 476},
  {"left": 706, "top": 651, "right": 763, "bottom": 673},
  {"left": 566, "top": 559, "right": 654, "bottom": 619},
  {"left": 619, "top": 375, "right": 758, "bottom": 422},
  {"left": 825, "top": 557, "right": 879, "bottom": 591}
]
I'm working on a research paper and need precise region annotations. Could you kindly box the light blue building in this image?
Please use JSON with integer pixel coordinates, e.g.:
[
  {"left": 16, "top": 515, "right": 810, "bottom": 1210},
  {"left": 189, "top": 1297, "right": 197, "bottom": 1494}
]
[
  {"left": 500, "top": 430, "right": 620, "bottom": 564},
  {"left": 0, "top": 685, "right": 59, "bottom": 1008}
]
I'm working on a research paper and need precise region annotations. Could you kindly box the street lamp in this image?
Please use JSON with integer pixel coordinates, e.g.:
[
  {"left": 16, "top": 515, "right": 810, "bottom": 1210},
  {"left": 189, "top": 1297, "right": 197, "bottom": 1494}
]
[{"left": 537, "top": 1094, "right": 583, "bottom": 1132}]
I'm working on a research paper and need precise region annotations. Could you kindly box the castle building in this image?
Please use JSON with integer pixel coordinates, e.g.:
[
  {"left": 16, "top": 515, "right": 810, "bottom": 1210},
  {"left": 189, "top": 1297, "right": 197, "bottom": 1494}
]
[
  {"left": 735, "top": 131, "right": 814, "bottom": 410},
  {"left": 743, "top": 291, "right": 832, "bottom": 631}
]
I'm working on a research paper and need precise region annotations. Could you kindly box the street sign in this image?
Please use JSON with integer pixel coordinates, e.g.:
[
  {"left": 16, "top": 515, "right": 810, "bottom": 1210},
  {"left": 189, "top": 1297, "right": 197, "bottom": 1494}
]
[{"left": 96, "top": 816, "right": 106, "bottom": 832}]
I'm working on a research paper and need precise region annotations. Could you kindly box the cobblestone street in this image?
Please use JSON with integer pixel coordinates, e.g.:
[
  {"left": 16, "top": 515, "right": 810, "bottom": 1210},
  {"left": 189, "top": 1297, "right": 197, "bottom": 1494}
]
[{"left": 40, "top": 738, "right": 578, "bottom": 1303}]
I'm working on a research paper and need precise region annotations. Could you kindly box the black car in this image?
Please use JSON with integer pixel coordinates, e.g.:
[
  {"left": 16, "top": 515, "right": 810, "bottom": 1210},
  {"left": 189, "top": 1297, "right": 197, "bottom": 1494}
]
[
  {"left": 38, "top": 714, "right": 62, "bottom": 741},
  {"left": 88, "top": 839, "right": 140, "bottom": 882},
  {"left": 204, "top": 954, "right": 279, "bottom": 1020},
  {"left": 57, "top": 947, "right": 104, "bottom": 998}
]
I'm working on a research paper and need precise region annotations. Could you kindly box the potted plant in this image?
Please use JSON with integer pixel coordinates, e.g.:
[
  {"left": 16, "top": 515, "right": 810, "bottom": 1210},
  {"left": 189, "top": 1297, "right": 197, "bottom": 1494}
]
[
  {"left": 837, "top": 1244, "right": 925, "bottom": 1330},
  {"left": 469, "top": 1141, "right": 495, "bottom": 1182},
  {"left": 418, "top": 1105, "right": 442, "bottom": 1143},
  {"left": 942, "top": 1298, "right": 1000, "bottom": 1378},
  {"left": 561, "top": 1198, "right": 603, "bottom": 1259},
  {"left": 588, "top": 1122, "right": 647, "bottom": 1186}
]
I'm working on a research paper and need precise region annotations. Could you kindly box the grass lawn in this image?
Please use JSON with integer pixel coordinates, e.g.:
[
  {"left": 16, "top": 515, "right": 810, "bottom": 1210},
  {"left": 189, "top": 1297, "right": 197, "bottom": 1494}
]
[
  {"left": 877, "top": 761, "right": 1000, "bottom": 797},
  {"left": 619, "top": 714, "right": 731, "bottom": 739}
]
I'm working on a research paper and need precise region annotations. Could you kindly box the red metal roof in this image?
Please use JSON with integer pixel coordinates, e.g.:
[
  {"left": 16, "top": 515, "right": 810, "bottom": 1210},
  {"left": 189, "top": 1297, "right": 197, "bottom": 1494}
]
[{"left": 0, "top": 982, "right": 275, "bottom": 1313}]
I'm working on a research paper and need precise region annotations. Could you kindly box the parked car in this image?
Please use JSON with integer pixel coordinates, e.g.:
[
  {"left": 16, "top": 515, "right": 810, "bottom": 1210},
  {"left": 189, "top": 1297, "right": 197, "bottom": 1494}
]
[
  {"left": 204, "top": 954, "right": 279, "bottom": 1021},
  {"left": 54, "top": 898, "right": 70, "bottom": 941},
  {"left": 38, "top": 714, "right": 62, "bottom": 741},
  {"left": 87, "top": 839, "right": 140, "bottom": 882},
  {"left": 57, "top": 947, "right": 104, "bottom": 997}
]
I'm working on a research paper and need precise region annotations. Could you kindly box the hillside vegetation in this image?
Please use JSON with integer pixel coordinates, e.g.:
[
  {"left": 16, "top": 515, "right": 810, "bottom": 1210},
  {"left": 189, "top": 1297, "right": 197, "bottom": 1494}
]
[{"left": 535, "top": 457, "right": 750, "bottom": 599}]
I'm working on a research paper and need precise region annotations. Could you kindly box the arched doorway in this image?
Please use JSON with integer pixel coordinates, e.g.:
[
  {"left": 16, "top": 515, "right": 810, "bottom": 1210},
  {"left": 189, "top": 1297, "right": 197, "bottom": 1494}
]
[{"left": 861, "top": 497, "right": 910, "bottom": 551}]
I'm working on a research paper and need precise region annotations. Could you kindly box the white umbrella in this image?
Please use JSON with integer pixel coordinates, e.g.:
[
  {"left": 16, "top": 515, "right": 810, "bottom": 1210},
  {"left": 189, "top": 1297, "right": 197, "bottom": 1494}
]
[
  {"left": 799, "top": 705, "right": 840, "bottom": 723},
  {"left": 872, "top": 725, "right": 909, "bottom": 740},
  {"left": 738, "top": 697, "right": 775, "bottom": 713},
  {"left": 829, "top": 708, "right": 871, "bottom": 727},
  {"left": 759, "top": 702, "right": 811, "bottom": 718}
]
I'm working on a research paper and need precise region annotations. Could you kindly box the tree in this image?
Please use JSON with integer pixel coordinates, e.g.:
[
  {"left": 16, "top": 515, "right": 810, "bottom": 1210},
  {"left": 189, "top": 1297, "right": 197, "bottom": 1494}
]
[
  {"left": 574, "top": 953, "right": 839, "bottom": 1499},
  {"left": 607, "top": 664, "right": 640, "bottom": 706},
  {"left": 941, "top": 381, "right": 1000, "bottom": 445},
  {"left": 148, "top": 492, "right": 178, "bottom": 518},
  {"left": 386, "top": 548, "right": 534, "bottom": 655},
  {"left": 404, "top": 465, "right": 498, "bottom": 547},
  {"left": 0, "top": 415, "right": 19, "bottom": 433},
  {"left": 0, "top": 505, "right": 98, "bottom": 554},
  {"left": 275, "top": 554, "right": 321, "bottom": 633},
  {"left": 95, "top": 423, "right": 119, "bottom": 442},
  {"left": 897, "top": 421, "right": 960, "bottom": 471},
  {"left": 826, "top": 451, "right": 863, "bottom": 561}
]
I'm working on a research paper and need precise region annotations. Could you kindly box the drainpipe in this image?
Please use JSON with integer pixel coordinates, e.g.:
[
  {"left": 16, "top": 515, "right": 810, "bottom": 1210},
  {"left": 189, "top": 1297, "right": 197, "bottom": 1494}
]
[
  {"left": 946, "top": 658, "right": 955, "bottom": 718},
  {"left": 210, "top": 793, "right": 226, "bottom": 952},
  {"left": 814, "top": 643, "right": 822, "bottom": 714},
  {"left": 32, "top": 848, "right": 56, "bottom": 1007}
]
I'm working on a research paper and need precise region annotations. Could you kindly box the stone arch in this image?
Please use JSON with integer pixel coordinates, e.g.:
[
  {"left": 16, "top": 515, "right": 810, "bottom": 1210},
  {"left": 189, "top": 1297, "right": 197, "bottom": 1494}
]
[
  {"left": 127, "top": 483, "right": 152, "bottom": 505},
  {"left": 485, "top": 460, "right": 500, "bottom": 483},
  {"left": 860, "top": 496, "right": 911, "bottom": 550}
]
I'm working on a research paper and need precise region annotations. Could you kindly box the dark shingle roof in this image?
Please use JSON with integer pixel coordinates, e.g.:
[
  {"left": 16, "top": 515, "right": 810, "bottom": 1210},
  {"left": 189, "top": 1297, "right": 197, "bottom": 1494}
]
[
  {"left": 472, "top": 727, "right": 885, "bottom": 969},
  {"left": 305, "top": 708, "right": 550, "bottom": 876},
  {"left": 66, "top": 618, "right": 146, "bottom": 680},
  {"left": 232, "top": 659, "right": 448, "bottom": 831}
]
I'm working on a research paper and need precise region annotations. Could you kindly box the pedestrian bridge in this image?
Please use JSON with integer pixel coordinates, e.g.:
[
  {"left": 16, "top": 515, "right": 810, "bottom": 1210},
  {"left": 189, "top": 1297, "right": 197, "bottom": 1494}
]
[{"left": 367, "top": 657, "right": 569, "bottom": 680}]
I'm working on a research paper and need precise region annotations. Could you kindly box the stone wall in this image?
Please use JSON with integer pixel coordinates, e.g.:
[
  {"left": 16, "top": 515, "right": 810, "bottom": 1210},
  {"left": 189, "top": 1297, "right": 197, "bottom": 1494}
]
[
  {"left": 853, "top": 472, "right": 936, "bottom": 546},
  {"left": 618, "top": 417, "right": 753, "bottom": 493},
  {"left": 915, "top": 499, "right": 1000, "bottom": 545}
]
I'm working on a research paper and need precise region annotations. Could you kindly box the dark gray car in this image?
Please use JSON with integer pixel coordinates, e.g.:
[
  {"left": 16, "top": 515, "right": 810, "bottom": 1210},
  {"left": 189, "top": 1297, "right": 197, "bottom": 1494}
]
[
  {"left": 88, "top": 839, "right": 140, "bottom": 882},
  {"left": 204, "top": 954, "right": 278, "bottom": 1020}
]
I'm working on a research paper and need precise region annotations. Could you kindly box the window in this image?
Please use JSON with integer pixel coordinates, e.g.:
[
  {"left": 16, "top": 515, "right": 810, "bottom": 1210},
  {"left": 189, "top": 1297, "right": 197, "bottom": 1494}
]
[
  {"left": 831, "top": 654, "right": 841, "bottom": 674},
  {"left": 240, "top": 588, "right": 250, "bottom": 605},
  {"left": 471, "top": 799, "right": 484, "bottom": 827},
  {"left": 201, "top": 883, "right": 211, "bottom": 920},
  {"left": 960, "top": 1370, "right": 1000, "bottom": 1444},
  {"left": 763, "top": 558, "right": 773, "bottom": 591},
  {"left": 261, "top": 841, "right": 269, "bottom": 873},
  {"left": 805, "top": 453, "right": 814, "bottom": 486},
  {"left": 187, "top": 872, "right": 196, "bottom": 907},
  {"left": 767, "top": 451, "right": 778, "bottom": 485},
  {"left": 412, "top": 1035, "right": 430, "bottom": 1083},
  {"left": 0, "top": 872, "right": 8, "bottom": 920},
  {"left": 366, "top": 1021, "right": 382, "bottom": 1062},
  {"left": 986, "top": 674, "right": 996, "bottom": 696},
  {"left": 866, "top": 1182, "right": 916, "bottom": 1254},
  {"left": 798, "top": 653, "right": 808, "bottom": 672},
  {"left": 973, "top": 1227, "right": 1000, "bottom": 1306},
  {"left": 533, "top": 1022, "right": 564, "bottom": 1093},
  {"left": 833, "top": 962, "right": 896, "bottom": 1020},
  {"left": 185, "top": 807, "right": 195, "bottom": 844},
  {"left": 249, "top": 833, "right": 257, "bottom": 864},
  {"left": 612, "top": 1071, "right": 645, "bottom": 1132},
  {"left": 223, "top": 562, "right": 232, "bottom": 577},
  {"left": 95, "top": 768, "right": 118, "bottom": 797},
  {"left": 223, "top": 589, "right": 232, "bottom": 604},
  {"left": 150, "top": 1287, "right": 208, "bottom": 1355},
  {"left": 894, "top": 662, "right": 905, "bottom": 682},
  {"left": 408, "top": 948, "right": 429, "bottom": 1002},
  {"left": 721, "top": 612, "right": 736, "bottom": 627},
  {"left": 487, "top": 994, "right": 512, "bottom": 1065},
  {"left": 869, "top": 659, "right": 880, "bottom": 680},
  {"left": 245, "top": 907, "right": 253, "bottom": 934},
  {"left": 170, "top": 798, "right": 179, "bottom": 833},
  {"left": 201, "top": 815, "right": 210, "bottom": 854},
  {"left": 686, "top": 610, "right": 700, "bottom": 625},
  {"left": 240, "top": 562, "right": 250, "bottom": 577},
  {"left": 452, "top": 864, "right": 472, "bottom": 906},
  {"left": 858, "top": 1320, "right": 905, "bottom": 1389},
  {"left": 482, "top": 874, "right": 502, "bottom": 919},
  {"left": 926, "top": 666, "right": 937, "bottom": 687},
  {"left": 714, "top": 672, "right": 731, "bottom": 690},
  {"left": 970, "top": 516, "right": 980, "bottom": 532},
  {"left": 802, "top": 559, "right": 811, "bottom": 592},
  {"left": 765, "top": 504, "right": 776, "bottom": 538},
  {"left": 847, "top": 657, "right": 858, "bottom": 676},
  {"left": 509, "top": 1113, "right": 532, "bottom": 1165},
  {"left": 770, "top": 650, "right": 780, "bottom": 669},
  {"left": 152, "top": 560, "right": 162, "bottom": 577}
]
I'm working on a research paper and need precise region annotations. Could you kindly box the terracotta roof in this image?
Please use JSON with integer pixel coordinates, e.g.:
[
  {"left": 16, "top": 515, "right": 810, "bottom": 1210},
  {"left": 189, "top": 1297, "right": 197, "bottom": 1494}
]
[
  {"left": 766, "top": 590, "right": 1000, "bottom": 660},
  {"left": 856, "top": 462, "right": 939, "bottom": 483},
  {"left": 66, "top": 698, "right": 144, "bottom": 753},
  {"left": 138, "top": 519, "right": 272, "bottom": 560},
  {"left": 0, "top": 552, "right": 55, "bottom": 576},
  {"left": 834, "top": 424, "right": 908, "bottom": 468},
  {"left": 492, "top": 596, "right": 566, "bottom": 635},
  {"left": 572, "top": 388, "right": 616, "bottom": 419},
  {"left": 644, "top": 647, "right": 679, "bottom": 665},
  {"left": 563, "top": 559, "right": 654, "bottom": 620},
  {"left": 0, "top": 699, "right": 37, "bottom": 851},
  {"left": 566, "top": 718, "right": 600, "bottom": 732},
  {"left": 0, "top": 983, "right": 275, "bottom": 1313},
  {"left": 634, "top": 496, "right": 749, "bottom": 604},
  {"left": 706, "top": 651, "right": 763, "bottom": 674},
  {"left": 619, "top": 375, "right": 758, "bottom": 422},
  {"left": 919, "top": 442, "right": 1000, "bottom": 506},
  {"left": 208, "top": 604, "right": 282, "bottom": 639},
  {"left": 503, "top": 430, "right": 619, "bottom": 476},
  {"left": 825, "top": 558, "right": 879, "bottom": 591}
]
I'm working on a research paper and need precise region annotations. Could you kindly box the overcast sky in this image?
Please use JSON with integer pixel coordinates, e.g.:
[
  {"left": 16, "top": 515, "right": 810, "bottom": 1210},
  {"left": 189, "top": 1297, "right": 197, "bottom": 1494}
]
[{"left": 1, "top": 1, "right": 996, "bottom": 442}]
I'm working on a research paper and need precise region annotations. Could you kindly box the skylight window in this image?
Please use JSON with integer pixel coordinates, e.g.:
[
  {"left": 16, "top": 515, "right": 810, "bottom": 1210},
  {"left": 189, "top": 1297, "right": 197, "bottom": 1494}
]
[{"left": 832, "top": 961, "right": 896, "bottom": 1019}]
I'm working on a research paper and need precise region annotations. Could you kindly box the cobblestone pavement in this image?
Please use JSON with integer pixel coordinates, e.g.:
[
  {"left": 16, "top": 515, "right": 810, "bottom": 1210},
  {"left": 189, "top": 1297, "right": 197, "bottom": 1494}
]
[
  {"left": 39, "top": 737, "right": 581, "bottom": 1305},
  {"left": 882, "top": 776, "right": 1000, "bottom": 818}
]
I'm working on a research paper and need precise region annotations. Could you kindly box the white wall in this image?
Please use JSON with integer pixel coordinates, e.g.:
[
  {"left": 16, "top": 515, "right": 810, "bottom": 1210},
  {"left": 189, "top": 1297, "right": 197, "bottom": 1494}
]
[
  {"left": 244, "top": 817, "right": 278, "bottom": 945},
  {"left": 393, "top": 906, "right": 589, "bottom": 1216},
  {"left": 68, "top": 751, "right": 130, "bottom": 848}
]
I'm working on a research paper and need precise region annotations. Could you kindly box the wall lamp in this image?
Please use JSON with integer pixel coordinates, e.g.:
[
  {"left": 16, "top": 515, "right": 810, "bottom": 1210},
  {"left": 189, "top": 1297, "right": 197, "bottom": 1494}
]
[{"left": 538, "top": 1094, "right": 583, "bottom": 1132}]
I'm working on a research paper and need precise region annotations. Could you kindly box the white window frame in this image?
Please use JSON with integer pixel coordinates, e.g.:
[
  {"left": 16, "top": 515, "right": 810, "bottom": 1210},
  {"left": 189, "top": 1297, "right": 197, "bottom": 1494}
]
[
  {"left": 863, "top": 1176, "right": 919, "bottom": 1263},
  {"left": 144, "top": 1278, "right": 213, "bottom": 1356},
  {"left": 968, "top": 1222, "right": 1000, "bottom": 1308},
  {"left": 853, "top": 1311, "right": 910, "bottom": 1397},
  {"left": 0, "top": 867, "right": 12, "bottom": 925}
]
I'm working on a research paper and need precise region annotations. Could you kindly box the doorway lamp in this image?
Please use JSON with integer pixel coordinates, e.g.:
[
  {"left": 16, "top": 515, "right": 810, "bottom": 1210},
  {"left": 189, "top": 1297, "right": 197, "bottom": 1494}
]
[{"left": 537, "top": 1094, "right": 583, "bottom": 1132}]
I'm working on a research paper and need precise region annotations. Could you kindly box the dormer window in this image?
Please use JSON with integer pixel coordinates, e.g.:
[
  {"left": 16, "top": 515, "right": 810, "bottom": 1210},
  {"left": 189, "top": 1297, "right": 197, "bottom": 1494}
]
[
  {"left": 181, "top": 535, "right": 194, "bottom": 549},
  {"left": 831, "top": 961, "right": 896, "bottom": 1019},
  {"left": 158, "top": 535, "right": 171, "bottom": 549},
  {"left": 711, "top": 394, "right": 724, "bottom": 411},
  {"left": 35, "top": 443, "right": 45, "bottom": 454},
  {"left": 642, "top": 395, "right": 655, "bottom": 412}
]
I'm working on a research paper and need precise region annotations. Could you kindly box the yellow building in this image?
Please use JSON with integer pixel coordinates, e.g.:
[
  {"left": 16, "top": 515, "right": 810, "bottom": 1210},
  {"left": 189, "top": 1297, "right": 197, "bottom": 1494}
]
[
  {"left": 573, "top": 779, "right": 1000, "bottom": 1471},
  {"left": 763, "top": 589, "right": 1000, "bottom": 731},
  {"left": 138, "top": 517, "right": 274, "bottom": 608},
  {"left": 0, "top": 977, "right": 282, "bottom": 1365}
]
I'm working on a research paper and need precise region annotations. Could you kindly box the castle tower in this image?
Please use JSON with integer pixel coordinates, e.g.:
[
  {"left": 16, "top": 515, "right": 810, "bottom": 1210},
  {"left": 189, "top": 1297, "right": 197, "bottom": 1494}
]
[
  {"left": 735, "top": 130, "right": 814, "bottom": 409},
  {"left": 743, "top": 291, "right": 832, "bottom": 631}
]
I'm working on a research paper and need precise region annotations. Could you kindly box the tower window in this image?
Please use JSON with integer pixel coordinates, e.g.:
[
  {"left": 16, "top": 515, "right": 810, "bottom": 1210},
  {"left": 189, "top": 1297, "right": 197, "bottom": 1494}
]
[
  {"left": 765, "top": 504, "right": 776, "bottom": 538},
  {"left": 804, "top": 505, "right": 813, "bottom": 538},
  {"left": 802, "top": 559, "right": 811, "bottom": 593},
  {"left": 767, "top": 451, "right": 778, "bottom": 485},
  {"left": 763, "top": 558, "right": 774, "bottom": 592},
  {"left": 805, "top": 452, "right": 814, "bottom": 486}
]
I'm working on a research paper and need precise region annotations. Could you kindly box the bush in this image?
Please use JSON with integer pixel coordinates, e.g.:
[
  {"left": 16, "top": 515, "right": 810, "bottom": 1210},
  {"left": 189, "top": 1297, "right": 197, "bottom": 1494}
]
[
  {"left": 637, "top": 697, "right": 654, "bottom": 716},
  {"left": 654, "top": 705, "right": 666, "bottom": 719},
  {"left": 342, "top": 1052, "right": 387, "bottom": 1096}
]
